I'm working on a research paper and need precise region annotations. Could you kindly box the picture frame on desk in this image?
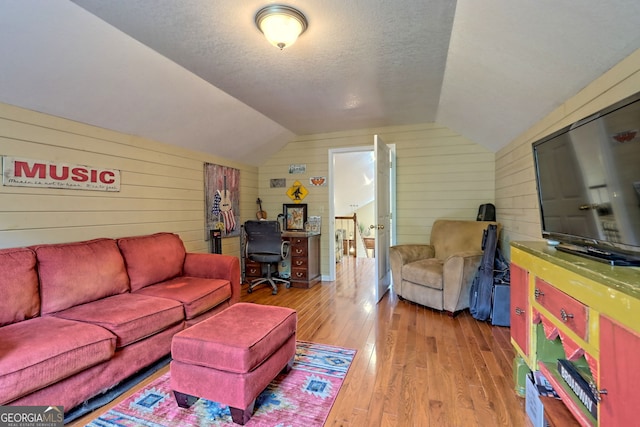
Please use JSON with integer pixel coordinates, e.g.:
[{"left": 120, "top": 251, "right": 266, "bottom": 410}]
[{"left": 283, "top": 203, "right": 307, "bottom": 231}]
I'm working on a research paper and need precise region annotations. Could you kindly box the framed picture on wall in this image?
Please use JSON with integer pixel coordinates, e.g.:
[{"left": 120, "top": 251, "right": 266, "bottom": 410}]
[
  {"left": 204, "top": 163, "right": 240, "bottom": 238},
  {"left": 283, "top": 203, "right": 307, "bottom": 231}
]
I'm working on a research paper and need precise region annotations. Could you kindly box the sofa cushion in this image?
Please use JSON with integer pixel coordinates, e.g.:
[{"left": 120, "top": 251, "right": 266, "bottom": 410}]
[
  {"left": 117, "top": 233, "right": 186, "bottom": 292},
  {"left": 34, "top": 238, "right": 130, "bottom": 315},
  {"left": 135, "top": 277, "right": 232, "bottom": 320},
  {"left": 403, "top": 259, "right": 444, "bottom": 290},
  {"left": 52, "top": 293, "right": 184, "bottom": 348},
  {"left": 0, "top": 316, "right": 115, "bottom": 404},
  {"left": 0, "top": 248, "right": 39, "bottom": 326}
]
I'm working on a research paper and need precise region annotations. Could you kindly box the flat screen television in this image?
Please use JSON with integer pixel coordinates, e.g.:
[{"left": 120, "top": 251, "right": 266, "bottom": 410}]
[{"left": 532, "top": 91, "right": 640, "bottom": 266}]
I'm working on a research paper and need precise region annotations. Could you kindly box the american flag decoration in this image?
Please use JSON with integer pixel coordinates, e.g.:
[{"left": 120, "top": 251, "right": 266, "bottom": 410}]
[{"left": 211, "top": 191, "right": 221, "bottom": 217}]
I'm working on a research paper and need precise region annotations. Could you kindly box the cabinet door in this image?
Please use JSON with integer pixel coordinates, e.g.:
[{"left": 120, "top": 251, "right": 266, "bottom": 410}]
[
  {"left": 510, "top": 263, "right": 529, "bottom": 356},
  {"left": 599, "top": 315, "right": 640, "bottom": 426}
]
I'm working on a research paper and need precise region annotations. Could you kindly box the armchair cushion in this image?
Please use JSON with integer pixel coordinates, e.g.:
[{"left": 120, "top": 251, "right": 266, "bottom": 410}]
[{"left": 403, "top": 259, "right": 443, "bottom": 290}]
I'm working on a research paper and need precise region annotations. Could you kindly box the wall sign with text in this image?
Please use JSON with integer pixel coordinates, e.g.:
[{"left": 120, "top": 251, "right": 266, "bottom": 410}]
[{"left": 2, "top": 156, "right": 121, "bottom": 192}]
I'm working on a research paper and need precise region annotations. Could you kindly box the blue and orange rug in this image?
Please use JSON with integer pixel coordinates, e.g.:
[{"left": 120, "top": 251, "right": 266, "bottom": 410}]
[{"left": 87, "top": 341, "right": 356, "bottom": 427}]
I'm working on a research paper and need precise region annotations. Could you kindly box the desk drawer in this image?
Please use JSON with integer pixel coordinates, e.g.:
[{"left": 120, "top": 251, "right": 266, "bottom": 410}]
[
  {"left": 292, "top": 257, "right": 308, "bottom": 269},
  {"left": 292, "top": 267, "right": 308, "bottom": 281},
  {"left": 245, "top": 260, "right": 262, "bottom": 278},
  {"left": 534, "top": 278, "right": 588, "bottom": 340},
  {"left": 291, "top": 244, "right": 308, "bottom": 257},
  {"left": 289, "top": 237, "right": 307, "bottom": 246}
]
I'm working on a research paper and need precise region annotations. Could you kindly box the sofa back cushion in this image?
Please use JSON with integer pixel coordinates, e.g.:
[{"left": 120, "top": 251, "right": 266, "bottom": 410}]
[
  {"left": 430, "top": 220, "right": 500, "bottom": 259},
  {"left": 0, "top": 247, "right": 40, "bottom": 326},
  {"left": 117, "top": 232, "right": 186, "bottom": 292},
  {"left": 35, "top": 238, "right": 130, "bottom": 315}
]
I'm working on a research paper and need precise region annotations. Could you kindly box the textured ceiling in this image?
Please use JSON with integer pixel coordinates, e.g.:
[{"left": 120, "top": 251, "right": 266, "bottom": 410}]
[{"left": 1, "top": 1, "right": 640, "bottom": 166}]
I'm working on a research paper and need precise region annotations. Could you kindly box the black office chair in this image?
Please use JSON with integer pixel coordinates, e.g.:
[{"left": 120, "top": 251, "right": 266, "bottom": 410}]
[{"left": 244, "top": 220, "right": 290, "bottom": 295}]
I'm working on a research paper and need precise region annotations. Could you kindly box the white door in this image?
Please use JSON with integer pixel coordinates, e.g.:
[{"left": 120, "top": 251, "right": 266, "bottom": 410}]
[{"left": 374, "top": 135, "right": 391, "bottom": 302}]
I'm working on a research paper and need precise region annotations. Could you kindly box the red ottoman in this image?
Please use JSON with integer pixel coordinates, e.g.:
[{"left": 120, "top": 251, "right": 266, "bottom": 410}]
[{"left": 170, "top": 302, "right": 297, "bottom": 425}]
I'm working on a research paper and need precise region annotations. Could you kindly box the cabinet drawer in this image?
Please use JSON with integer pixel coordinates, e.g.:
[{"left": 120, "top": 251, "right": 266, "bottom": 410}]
[
  {"left": 245, "top": 268, "right": 262, "bottom": 278},
  {"left": 292, "top": 267, "right": 308, "bottom": 280},
  {"left": 534, "top": 278, "right": 588, "bottom": 340},
  {"left": 245, "top": 261, "right": 262, "bottom": 278},
  {"left": 292, "top": 257, "right": 308, "bottom": 268},
  {"left": 291, "top": 245, "right": 308, "bottom": 257},
  {"left": 290, "top": 237, "right": 307, "bottom": 246}
]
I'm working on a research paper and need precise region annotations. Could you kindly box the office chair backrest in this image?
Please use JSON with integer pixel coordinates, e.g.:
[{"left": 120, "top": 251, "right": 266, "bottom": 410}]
[{"left": 244, "top": 220, "right": 282, "bottom": 255}]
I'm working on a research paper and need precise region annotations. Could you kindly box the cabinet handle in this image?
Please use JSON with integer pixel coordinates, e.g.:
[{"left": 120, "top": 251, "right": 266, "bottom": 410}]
[
  {"left": 515, "top": 307, "right": 525, "bottom": 316},
  {"left": 560, "top": 308, "right": 574, "bottom": 322},
  {"left": 534, "top": 288, "right": 544, "bottom": 299},
  {"left": 295, "top": 272, "right": 304, "bottom": 278},
  {"left": 295, "top": 260, "right": 303, "bottom": 266},
  {"left": 295, "top": 249, "right": 303, "bottom": 254},
  {"left": 589, "top": 381, "right": 608, "bottom": 402}
]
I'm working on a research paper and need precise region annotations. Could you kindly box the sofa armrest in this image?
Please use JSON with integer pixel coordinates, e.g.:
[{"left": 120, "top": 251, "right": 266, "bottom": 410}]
[
  {"left": 183, "top": 253, "right": 241, "bottom": 305},
  {"left": 442, "top": 251, "right": 483, "bottom": 312},
  {"left": 389, "top": 244, "right": 435, "bottom": 294}
]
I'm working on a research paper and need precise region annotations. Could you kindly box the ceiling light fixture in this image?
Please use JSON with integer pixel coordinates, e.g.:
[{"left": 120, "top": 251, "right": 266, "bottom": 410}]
[{"left": 255, "top": 5, "right": 308, "bottom": 50}]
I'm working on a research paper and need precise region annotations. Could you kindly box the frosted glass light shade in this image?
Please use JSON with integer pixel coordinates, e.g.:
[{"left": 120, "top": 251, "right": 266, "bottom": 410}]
[{"left": 255, "top": 5, "right": 308, "bottom": 50}]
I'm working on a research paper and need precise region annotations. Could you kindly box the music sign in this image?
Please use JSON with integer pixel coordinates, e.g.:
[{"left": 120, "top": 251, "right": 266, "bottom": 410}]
[{"left": 2, "top": 156, "right": 120, "bottom": 192}]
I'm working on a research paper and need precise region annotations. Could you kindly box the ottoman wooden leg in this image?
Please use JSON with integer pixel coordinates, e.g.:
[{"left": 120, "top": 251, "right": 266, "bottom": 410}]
[
  {"left": 173, "top": 390, "right": 199, "bottom": 408},
  {"left": 281, "top": 355, "right": 295, "bottom": 374},
  {"left": 230, "top": 399, "right": 255, "bottom": 425}
]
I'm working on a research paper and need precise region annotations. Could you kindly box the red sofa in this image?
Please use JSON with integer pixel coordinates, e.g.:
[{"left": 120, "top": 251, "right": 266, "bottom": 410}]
[{"left": 0, "top": 232, "right": 240, "bottom": 414}]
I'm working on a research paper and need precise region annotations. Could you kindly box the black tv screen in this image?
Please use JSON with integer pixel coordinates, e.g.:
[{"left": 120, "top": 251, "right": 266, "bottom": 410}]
[{"left": 532, "top": 91, "right": 640, "bottom": 265}]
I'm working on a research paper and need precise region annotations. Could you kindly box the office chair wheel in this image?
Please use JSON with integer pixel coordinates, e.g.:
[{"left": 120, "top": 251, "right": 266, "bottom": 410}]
[
  {"left": 272, "top": 289, "right": 278, "bottom": 295},
  {"left": 247, "top": 287, "right": 253, "bottom": 294},
  {"left": 286, "top": 283, "right": 291, "bottom": 289}
]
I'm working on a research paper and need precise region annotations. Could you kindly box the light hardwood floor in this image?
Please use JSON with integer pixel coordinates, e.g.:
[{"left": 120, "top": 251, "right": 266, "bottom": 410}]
[{"left": 70, "top": 256, "right": 527, "bottom": 426}]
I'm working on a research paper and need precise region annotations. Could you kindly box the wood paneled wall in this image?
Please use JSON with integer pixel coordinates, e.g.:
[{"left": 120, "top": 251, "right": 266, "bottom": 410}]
[
  {"left": 496, "top": 48, "right": 640, "bottom": 258},
  {"left": 0, "top": 103, "right": 257, "bottom": 255},
  {"left": 258, "top": 123, "right": 495, "bottom": 277}
]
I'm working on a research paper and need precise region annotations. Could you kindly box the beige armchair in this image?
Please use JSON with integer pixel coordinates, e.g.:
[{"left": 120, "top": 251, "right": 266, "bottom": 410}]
[{"left": 390, "top": 219, "right": 500, "bottom": 315}]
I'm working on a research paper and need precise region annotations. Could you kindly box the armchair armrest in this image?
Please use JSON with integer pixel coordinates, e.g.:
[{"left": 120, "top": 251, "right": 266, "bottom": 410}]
[
  {"left": 442, "top": 250, "right": 483, "bottom": 312},
  {"left": 183, "top": 253, "right": 241, "bottom": 305},
  {"left": 390, "top": 244, "right": 435, "bottom": 265}
]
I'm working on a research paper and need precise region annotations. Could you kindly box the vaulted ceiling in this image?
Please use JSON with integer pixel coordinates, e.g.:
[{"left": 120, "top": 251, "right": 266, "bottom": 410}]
[{"left": 1, "top": 1, "right": 639, "bottom": 166}]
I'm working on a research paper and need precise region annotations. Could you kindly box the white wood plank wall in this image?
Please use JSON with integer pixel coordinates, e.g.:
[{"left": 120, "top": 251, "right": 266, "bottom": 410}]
[
  {"left": 0, "top": 103, "right": 257, "bottom": 255},
  {"left": 496, "top": 48, "right": 640, "bottom": 258},
  {"left": 259, "top": 123, "right": 496, "bottom": 277}
]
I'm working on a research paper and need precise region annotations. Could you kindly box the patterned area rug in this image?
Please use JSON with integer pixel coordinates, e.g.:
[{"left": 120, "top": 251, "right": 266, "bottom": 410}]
[{"left": 87, "top": 341, "right": 356, "bottom": 427}]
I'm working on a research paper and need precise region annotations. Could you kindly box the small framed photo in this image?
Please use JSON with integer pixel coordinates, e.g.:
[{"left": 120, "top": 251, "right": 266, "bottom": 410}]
[{"left": 283, "top": 203, "right": 307, "bottom": 231}]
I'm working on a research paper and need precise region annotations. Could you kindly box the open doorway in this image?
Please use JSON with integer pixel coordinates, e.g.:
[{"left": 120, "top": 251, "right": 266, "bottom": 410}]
[
  {"left": 327, "top": 144, "right": 396, "bottom": 282},
  {"left": 334, "top": 150, "right": 375, "bottom": 260}
]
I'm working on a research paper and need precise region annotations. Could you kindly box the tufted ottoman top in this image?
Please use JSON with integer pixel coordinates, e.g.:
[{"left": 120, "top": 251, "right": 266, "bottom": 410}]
[{"left": 171, "top": 302, "right": 297, "bottom": 374}]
